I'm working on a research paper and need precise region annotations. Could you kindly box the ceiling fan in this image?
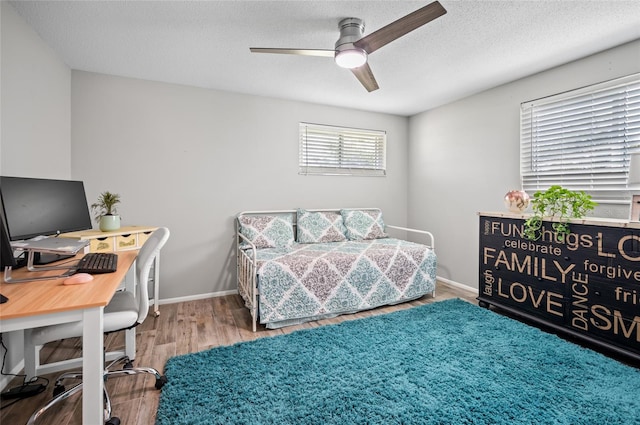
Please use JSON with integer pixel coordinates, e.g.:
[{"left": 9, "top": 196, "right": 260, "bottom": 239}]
[{"left": 249, "top": 1, "right": 447, "bottom": 92}]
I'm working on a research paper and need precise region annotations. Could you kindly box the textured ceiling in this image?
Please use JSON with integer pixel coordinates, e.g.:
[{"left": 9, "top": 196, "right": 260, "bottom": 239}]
[{"left": 9, "top": 0, "right": 640, "bottom": 116}]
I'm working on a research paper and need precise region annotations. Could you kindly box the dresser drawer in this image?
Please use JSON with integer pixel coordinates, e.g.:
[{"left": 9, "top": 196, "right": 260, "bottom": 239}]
[
  {"left": 90, "top": 236, "right": 115, "bottom": 252},
  {"left": 116, "top": 234, "right": 138, "bottom": 251},
  {"left": 137, "top": 231, "right": 154, "bottom": 247},
  {"left": 567, "top": 304, "right": 640, "bottom": 355}
]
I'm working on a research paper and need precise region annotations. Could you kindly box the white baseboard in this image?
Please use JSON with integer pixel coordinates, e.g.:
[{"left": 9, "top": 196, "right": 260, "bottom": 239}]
[
  {"left": 437, "top": 276, "right": 479, "bottom": 295},
  {"left": 157, "top": 289, "right": 237, "bottom": 305}
]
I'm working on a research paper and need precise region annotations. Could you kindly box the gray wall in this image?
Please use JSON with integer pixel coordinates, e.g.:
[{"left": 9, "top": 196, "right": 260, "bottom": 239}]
[
  {"left": 0, "top": 2, "right": 72, "bottom": 391},
  {"left": 71, "top": 71, "right": 410, "bottom": 300},
  {"left": 408, "top": 39, "right": 640, "bottom": 291},
  {"left": 0, "top": 2, "right": 70, "bottom": 178}
]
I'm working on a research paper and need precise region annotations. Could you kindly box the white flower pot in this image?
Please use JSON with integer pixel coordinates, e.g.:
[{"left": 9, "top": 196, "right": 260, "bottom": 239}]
[{"left": 99, "top": 215, "right": 121, "bottom": 232}]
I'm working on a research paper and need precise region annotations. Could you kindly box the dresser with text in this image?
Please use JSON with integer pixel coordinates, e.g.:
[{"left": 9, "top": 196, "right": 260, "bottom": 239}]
[{"left": 478, "top": 212, "right": 640, "bottom": 361}]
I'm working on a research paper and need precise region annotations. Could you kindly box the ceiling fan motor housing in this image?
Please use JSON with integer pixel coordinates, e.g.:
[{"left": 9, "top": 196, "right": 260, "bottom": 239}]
[
  {"left": 336, "top": 18, "right": 365, "bottom": 47},
  {"left": 335, "top": 18, "right": 368, "bottom": 68}
]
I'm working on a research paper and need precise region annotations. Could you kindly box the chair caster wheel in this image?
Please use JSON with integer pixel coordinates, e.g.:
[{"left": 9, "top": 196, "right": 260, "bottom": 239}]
[
  {"left": 52, "top": 385, "right": 66, "bottom": 398},
  {"left": 155, "top": 375, "right": 168, "bottom": 389},
  {"left": 106, "top": 417, "right": 121, "bottom": 425}
]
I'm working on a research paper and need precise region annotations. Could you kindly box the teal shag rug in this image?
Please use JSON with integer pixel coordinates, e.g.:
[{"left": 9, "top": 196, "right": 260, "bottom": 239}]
[{"left": 156, "top": 299, "right": 640, "bottom": 425}]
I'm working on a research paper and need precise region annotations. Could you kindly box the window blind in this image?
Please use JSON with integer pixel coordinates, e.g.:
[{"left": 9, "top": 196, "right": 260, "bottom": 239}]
[
  {"left": 520, "top": 73, "right": 640, "bottom": 203},
  {"left": 299, "top": 123, "right": 386, "bottom": 176}
]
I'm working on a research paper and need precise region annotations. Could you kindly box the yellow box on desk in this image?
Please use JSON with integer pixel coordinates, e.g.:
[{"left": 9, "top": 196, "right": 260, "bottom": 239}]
[
  {"left": 90, "top": 236, "right": 115, "bottom": 252},
  {"left": 117, "top": 234, "right": 137, "bottom": 250},
  {"left": 60, "top": 226, "right": 158, "bottom": 253},
  {"left": 137, "top": 231, "right": 153, "bottom": 246}
]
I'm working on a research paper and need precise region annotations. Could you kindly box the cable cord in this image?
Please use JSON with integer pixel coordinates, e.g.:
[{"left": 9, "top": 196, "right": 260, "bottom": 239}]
[{"left": 0, "top": 335, "right": 49, "bottom": 408}]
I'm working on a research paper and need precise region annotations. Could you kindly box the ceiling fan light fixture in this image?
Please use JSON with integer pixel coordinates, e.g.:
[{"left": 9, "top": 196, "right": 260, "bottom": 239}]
[{"left": 335, "top": 48, "right": 367, "bottom": 69}]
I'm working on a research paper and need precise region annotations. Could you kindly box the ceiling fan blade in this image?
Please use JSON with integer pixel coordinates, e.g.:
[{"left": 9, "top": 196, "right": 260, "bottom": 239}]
[
  {"left": 249, "top": 48, "right": 335, "bottom": 57},
  {"left": 351, "top": 63, "right": 379, "bottom": 92},
  {"left": 354, "top": 1, "right": 447, "bottom": 54}
]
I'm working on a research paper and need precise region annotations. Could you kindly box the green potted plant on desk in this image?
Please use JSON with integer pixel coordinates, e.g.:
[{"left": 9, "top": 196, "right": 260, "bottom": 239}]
[{"left": 91, "top": 191, "right": 121, "bottom": 232}]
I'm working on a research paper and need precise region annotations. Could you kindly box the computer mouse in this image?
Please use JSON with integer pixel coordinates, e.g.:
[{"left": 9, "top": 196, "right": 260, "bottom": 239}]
[{"left": 63, "top": 273, "right": 94, "bottom": 285}]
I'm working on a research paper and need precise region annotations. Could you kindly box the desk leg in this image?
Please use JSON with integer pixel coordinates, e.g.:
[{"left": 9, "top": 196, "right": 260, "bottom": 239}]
[
  {"left": 23, "top": 329, "right": 38, "bottom": 380},
  {"left": 82, "top": 307, "right": 104, "bottom": 425},
  {"left": 153, "top": 255, "right": 160, "bottom": 317},
  {"left": 123, "top": 262, "right": 137, "bottom": 360}
]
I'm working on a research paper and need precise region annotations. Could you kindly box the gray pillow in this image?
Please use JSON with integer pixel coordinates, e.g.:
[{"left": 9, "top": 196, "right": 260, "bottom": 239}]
[
  {"left": 238, "top": 214, "right": 294, "bottom": 249},
  {"left": 296, "top": 209, "right": 347, "bottom": 243},
  {"left": 340, "top": 209, "right": 388, "bottom": 241}
]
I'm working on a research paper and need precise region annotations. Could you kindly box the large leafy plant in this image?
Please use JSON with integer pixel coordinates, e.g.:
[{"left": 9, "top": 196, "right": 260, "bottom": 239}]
[{"left": 524, "top": 185, "right": 597, "bottom": 242}]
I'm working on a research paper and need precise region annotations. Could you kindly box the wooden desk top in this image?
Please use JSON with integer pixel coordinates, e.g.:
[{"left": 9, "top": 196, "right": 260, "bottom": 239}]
[{"left": 0, "top": 251, "right": 137, "bottom": 321}]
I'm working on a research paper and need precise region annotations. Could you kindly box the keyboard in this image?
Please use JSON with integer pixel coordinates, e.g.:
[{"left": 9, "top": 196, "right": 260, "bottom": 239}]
[{"left": 75, "top": 252, "right": 118, "bottom": 274}]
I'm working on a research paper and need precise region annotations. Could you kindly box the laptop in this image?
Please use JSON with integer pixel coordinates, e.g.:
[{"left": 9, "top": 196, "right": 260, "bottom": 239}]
[{"left": 10, "top": 237, "right": 89, "bottom": 255}]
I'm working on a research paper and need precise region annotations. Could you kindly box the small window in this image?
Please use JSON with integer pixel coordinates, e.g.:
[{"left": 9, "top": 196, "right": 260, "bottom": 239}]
[
  {"left": 520, "top": 73, "right": 640, "bottom": 203},
  {"left": 299, "top": 123, "right": 386, "bottom": 176}
]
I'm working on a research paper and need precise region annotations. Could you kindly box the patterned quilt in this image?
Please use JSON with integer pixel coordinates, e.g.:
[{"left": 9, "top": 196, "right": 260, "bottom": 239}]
[{"left": 254, "top": 238, "right": 437, "bottom": 328}]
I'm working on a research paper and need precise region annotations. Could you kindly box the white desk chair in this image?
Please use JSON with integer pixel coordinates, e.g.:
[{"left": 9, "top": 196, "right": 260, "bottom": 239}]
[{"left": 26, "top": 227, "right": 170, "bottom": 425}]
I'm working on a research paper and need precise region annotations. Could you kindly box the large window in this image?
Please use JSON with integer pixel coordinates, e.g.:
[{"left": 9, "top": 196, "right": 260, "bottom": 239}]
[
  {"left": 299, "top": 123, "right": 386, "bottom": 176},
  {"left": 520, "top": 73, "right": 640, "bottom": 203}
]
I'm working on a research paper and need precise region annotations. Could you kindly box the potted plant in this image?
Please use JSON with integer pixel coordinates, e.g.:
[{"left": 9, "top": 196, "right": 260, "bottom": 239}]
[
  {"left": 91, "top": 191, "right": 121, "bottom": 232},
  {"left": 524, "top": 185, "right": 597, "bottom": 242}
]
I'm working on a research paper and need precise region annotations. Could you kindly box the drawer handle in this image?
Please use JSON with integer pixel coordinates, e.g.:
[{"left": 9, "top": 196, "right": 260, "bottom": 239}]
[{"left": 121, "top": 234, "right": 132, "bottom": 238}]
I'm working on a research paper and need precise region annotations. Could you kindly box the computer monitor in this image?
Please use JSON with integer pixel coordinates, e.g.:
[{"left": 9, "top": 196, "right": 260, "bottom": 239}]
[
  {"left": 0, "top": 176, "right": 93, "bottom": 265},
  {"left": 0, "top": 205, "right": 19, "bottom": 269}
]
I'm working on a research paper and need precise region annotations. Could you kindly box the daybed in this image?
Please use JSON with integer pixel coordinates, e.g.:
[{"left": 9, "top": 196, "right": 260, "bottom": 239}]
[{"left": 236, "top": 208, "right": 437, "bottom": 331}]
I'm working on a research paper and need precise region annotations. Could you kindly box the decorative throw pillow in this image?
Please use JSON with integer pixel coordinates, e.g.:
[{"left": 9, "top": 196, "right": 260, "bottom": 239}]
[
  {"left": 340, "top": 209, "right": 388, "bottom": 241},
  {"left": 238, "top": 214, "right": 294, "bottom": 249},
  {"left": 296, "top": 209, "right": 347, "bottom": 243}
]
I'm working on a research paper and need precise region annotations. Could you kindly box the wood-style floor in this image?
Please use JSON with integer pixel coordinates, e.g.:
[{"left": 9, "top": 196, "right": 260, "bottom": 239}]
[{"left": 0, "top": 281, "right": 477, "bottom": 425}]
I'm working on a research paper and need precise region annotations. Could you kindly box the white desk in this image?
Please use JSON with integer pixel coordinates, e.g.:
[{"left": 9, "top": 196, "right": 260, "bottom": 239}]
[
  {"left": 0, "top": 251, "right": 137, "bottom": 425},
  {"left": 60, "top": 226, "right": 161, "bottom": 316}
]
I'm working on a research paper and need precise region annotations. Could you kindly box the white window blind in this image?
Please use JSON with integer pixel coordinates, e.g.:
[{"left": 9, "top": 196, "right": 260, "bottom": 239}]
[
  {"left": 299, "top": 123, "right": 386, "bottom": 176},
  {"left": 520, "top": 73, "right": 640, "bottom": 203}
]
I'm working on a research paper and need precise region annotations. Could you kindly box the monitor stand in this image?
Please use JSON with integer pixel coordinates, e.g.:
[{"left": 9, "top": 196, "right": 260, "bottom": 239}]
[
  {"left": 9, "top": 251, "right": 73, "bottom": 268},
  {"left": 4, "top": 249, "right": 78, "bottom": 283},
  {"left": 33, "top": 252, "right": 74, "bottom": 265},
  {"left": 10, "top": 251, "right": 28, "bottom": 269}
]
